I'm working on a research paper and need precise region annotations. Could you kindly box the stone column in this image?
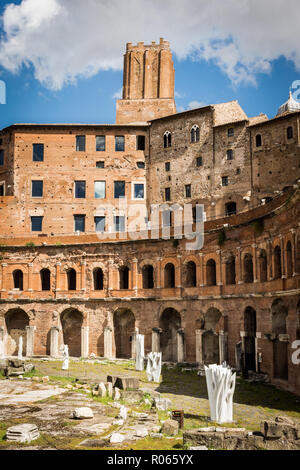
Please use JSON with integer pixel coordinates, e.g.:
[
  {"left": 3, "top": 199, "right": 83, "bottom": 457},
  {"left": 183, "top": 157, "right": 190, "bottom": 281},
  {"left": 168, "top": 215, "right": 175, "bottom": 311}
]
[
  {"left": 27, "top": 263, "right": 33, "bottom": 292},
  {"left": 280, "top": 235, "right": 286, "bottom": 279},
  {"left": 0, "top": 327, "right": 4, "bottom": 358},
  {"left": 237, "top": 247, "right": 243, "bottom": 284},
  {"left": 195, "top": 329, "right": 204, "bottom": 364},
  {"left": 156, "top": 258, "right": 162, "bottom": 289},
  {"left": 132, "top": 258, "right": 138, "bottom": 296},
  {"left": 177, "top": 255, "right": 182, "bottom": 289},
  {"left": 252, "top": 244, "right": 258, "bottom": 283},
  {"left": 50, "top": 327, "right": 59, "bottom": 357},
  {"left": 0, "top": 263, "right": 7, "bottom": 292},
  {"left": 200, "top": 253, "right": 205, "bottom": 287},
  {"left": 81, "top": 326, "right": 89, "bottom": 358},
  {"left": 55, "top": 263, "right": 61, "bottom": 292},
  {"left": 80, "top": 261, "right": 86, "bottom": 291},
  {"left": 107, "top": 260, "right": 114, "bottom": 295},
  {"left": 131, "top": 327, "right": 139, "bottom": 359},
  {"left": 217, "top": 250, "right": 223, "bottom": 286},
  {"left": 26, "top": 326, "right": 35, "bottom": 357},
  {"left": 268, "top": 240, "right": 273, "bottom": 280},
  {"left": 240, "top": 331, "right": 246, "bottom": 369},
  {"left": 177, "top": 329, "right": 185, "bottom": 363},
  {"left": 152, "top": 328, "right": 161, "bottom": 352},
  {"left": 219, "top": 331, "right": 228, "bottom": 364},
  {"left": 104, "top": 327, "right": 113, "bottom": 359}
]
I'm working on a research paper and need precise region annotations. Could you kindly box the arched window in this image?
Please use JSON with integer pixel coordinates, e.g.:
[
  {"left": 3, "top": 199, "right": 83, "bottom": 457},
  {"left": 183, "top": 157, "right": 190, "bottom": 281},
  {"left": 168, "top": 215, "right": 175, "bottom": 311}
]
[
  {"left": 93, "top": 268, "right": 104, "bottom": 291},
  {"left": 274, "top": 245, "right": 282, "bottom": 279},
  {"left": 119, "top": 266, "right": 129, "bottom": 290},
  {"left": 206, "top": 259, "right": 216, "bottom": 286},
  {"left": 13, "top": 270, "right": 23, "bottom": 291},
  {"left": 226, "top": 256, "right": 236, "bottom": 285},
  {"left": 185, "top": 261, "right": 197, "bottom": 287},
  {"left": 164, "top": 263, "right": 175, "bottom": 288},
  {"left": 286, "top": 241, "right": 293, "bottom": 278},
  {"left": 40, "top": 269, "right": 51, "bottom": 291},
  {"left": 163, "top": 131, "right": 172, "bottom": 148},
  {"left": 190, "top": 125, "right": 200, "bottom": 143},
  {"left": 226, "top": 149, "right": 233, "bottom": 160},
  {"left": 256, "top": 134, "right": 262, "bottom": 147},
  {"left": 259, "top": 249, "right": 267, "bottom": 282},
  {"left": 142, "top": 265, "right": 154, "bottom": 289},
  {"left": 243, "top": 254, "right": 254, "bottom": 283},
  {"left": 225, "top": 202, "right": 237, "bottom": 216},
  {"left": 287, "top": 126, "right": 293, "bottom": 139},
  {"left": 67, "top": 269, "right": 77, "bottom": 291}
]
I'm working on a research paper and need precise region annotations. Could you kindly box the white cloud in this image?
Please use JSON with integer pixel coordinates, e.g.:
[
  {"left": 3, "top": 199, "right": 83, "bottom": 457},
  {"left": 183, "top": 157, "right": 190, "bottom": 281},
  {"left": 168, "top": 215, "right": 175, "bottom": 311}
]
[
  {"left": 112, "top": 87, "right": 123, "bottom": 100},
  {"left": 187, "top": 101, "right": 207, "bottom": 110},
  {"left": 0, "top": 0, "right": 299, "bottom": 90}
]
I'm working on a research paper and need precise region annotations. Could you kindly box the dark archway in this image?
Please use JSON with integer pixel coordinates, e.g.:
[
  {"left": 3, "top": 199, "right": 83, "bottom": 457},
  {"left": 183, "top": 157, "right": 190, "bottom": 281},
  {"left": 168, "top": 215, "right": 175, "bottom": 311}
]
[
  {"left": 243, "top": 253, "right": 254, "bottom": 283},
  {"left": 40, "top": 269, "right": 51, "bottom": 291},
  {"left": 259, "top": 250, "right": 267, "bottom": 282},
  {"left": 184, "top": 261, "right": 197, "bottom": 287},
  {"left": 159, "top": 308, "right": 181, "bottom": 362},
  {"left": 274, "top": 246, "right": 282, "bottom": 280},
  {"left": 272, "top": 299, "right": 288, "bottom": 381},
  {"left": 119, "top": 266, "right": 129, "bottom": 290},
  {"left": 164, "top": 263, "right": 175, "bottom": 288},
  {"left": 13, "top": 270, "right": 23, "bottom": 290},
  {"left": 93, "top": 268, "right": 104, "bottom": 290},
  {"left": 206, "top": 259, "right": 216, "bottom": 286},
  {"left": 113, "top": 309, "right": 135, "bottom": 359},
  {"left": 244, "top": 307, "right": 257, "bottom": 372},
  {"left": 67, "top": 269, "right": 77, "bottom": 291},
  {"left": 226, "top": 256, "right": 236, "bottom": 285},
  {"left": 142, "top": 265, "right": 154, "bottom": 289},
  {"left": 61, "top": 309, "right": 83, "bottom": 357},
  {"left": 286, "top": 241, "right": 293, "bottom": 278},
  {"left": 202, "top": 308, "right": 222, "bottom": 364},
  {"left": 5, "top": 309, "right": 29, "bottom": 356}
]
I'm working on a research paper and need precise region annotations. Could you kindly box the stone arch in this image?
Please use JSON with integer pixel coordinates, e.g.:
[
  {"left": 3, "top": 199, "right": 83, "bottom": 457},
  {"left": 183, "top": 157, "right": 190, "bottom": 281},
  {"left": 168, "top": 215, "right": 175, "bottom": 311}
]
[
  {"left": 113, "top": 308, "right": 135, "bottom": 359},
  {"left": 243, "top": 253, "right": 254, "bottom": 283},
  {"left": 119, "top": 266, "right": 130, "bottom": 290},
  {"left": 183, "top": 260, "right": 197, "bottom": 287},
  {"left": 206, "top": 259, "right": 216, "bottom": 286},
  {"left": 93, "top": 268, "right": 104, "bottom": 291},
  {"left": 271, "top": 299, "right": 288, "bottom": 380},
  {"left": 60, "top": 308, "right": 83, "bottom": 357},
  {"left": 40, "top": 268, "right": 51, "bottom": 291},
  {"left": 67, "top": 268, "right": 77, "bottom": 291},
  {"left": 159, "top": 308, "right": 181, "bottom": 362},
  {"left": 5, "top": 308, "right": 29, "bottom": 356},
  {"left": 274, "top": 245, "right": 282, "bottom": 280},
  {"left": 225, "top": 255, "right": 236, "bottom": 285},
  {"left": 244, "top": 307, "right": 257, "bottom": 372},
  {"left": 13, "top": 269, "right": 23, "bottom": 290},
  {"left": 142, "top": 265, "right": 154, "bottom": 289},
  {"left": 164, "top": 263, "right": 175, "bottom": 288}
]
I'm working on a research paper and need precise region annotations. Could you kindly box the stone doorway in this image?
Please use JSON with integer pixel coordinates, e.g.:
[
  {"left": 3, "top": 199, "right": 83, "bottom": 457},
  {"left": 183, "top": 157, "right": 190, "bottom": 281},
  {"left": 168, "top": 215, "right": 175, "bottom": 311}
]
[
  {"left": 5, "top": 309, "right": 29, "bottom": 356},
  {"left": 60, "top": 309, "right": 83, "bottom": 357},
  {"left": 159, "top": 308, "right": 181, "bottom": 362},
  {"left": 113, "top": 309, "right": 135, "bottom": 359}
]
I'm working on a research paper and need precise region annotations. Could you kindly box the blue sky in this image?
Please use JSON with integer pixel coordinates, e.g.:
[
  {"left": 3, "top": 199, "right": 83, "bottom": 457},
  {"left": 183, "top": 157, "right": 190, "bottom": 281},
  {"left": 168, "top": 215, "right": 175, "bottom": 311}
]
[{"left": 0, "top": 0, "right": 299, "bottom": 129}]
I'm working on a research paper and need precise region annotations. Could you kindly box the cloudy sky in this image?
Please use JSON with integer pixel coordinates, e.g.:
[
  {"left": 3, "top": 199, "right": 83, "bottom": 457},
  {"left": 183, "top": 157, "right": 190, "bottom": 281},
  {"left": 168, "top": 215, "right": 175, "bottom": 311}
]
[{"left": 0, "top": 0, "right": 299, "bottom": 128}]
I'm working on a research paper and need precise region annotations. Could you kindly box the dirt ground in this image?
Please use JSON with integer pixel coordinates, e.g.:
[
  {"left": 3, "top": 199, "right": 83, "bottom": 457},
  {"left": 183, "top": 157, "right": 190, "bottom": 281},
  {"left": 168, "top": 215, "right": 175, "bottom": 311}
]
[{"left": 0, "top": 358, "right": 299, "bottom": 450}]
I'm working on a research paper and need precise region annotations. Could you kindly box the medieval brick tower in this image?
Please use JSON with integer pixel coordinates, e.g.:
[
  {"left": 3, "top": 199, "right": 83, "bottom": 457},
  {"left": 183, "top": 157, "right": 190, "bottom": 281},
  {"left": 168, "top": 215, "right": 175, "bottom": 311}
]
[{"left": 116, "top": 38, "right": 176, "bottom": 124}]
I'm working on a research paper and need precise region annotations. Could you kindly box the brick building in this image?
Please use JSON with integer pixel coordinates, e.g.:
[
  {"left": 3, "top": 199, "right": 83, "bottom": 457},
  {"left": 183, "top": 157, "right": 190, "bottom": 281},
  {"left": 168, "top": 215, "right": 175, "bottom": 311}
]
[{"left": 0, "top": 39, "right": 299, "bottom": 395}]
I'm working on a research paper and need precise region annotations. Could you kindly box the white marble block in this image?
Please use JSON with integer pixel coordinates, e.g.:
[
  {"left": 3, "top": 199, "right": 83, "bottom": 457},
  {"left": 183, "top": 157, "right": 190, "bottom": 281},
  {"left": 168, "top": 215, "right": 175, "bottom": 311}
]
[
  {"left": 18, "top": 336, "right": 23, "bottom": 360},
  {"left": 204, "top": 364, "right": 236, "bottom": 424},
  {"left": 135, "top": 334, "right": 145, "bottom": 371},
  {"left": 62, "top": 344, "right": 69, "bottom": 370},
  {"left": 146, "top": 352, "right": 162, "bottom": 382}
]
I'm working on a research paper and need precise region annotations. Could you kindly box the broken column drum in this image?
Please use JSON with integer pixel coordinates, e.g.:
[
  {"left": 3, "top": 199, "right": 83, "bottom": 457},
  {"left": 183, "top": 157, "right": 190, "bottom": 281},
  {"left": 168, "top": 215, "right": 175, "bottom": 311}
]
[
  {"left": 146, "top": 352, "right": 162, "bottom": 382},
  {"left": 135, "top": 334, "right": 145, "bottom": 371},
  {"left": 205, "top": 364, "right": 236, "bottom": 424}
]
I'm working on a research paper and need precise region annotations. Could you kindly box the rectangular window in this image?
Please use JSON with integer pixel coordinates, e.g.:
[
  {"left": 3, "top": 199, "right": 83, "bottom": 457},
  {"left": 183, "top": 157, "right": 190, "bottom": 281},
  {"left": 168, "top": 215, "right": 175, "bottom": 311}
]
[
  {"left": 196, "top": 156, "right": 202, "bottom": 167},
  {"left": 136, "top": 135, "right": 145, "bottom": 151},
  {"left": 228, "top": 128, "right": 234, "bottom": 137},
  {"left": 76, "top": 135, "right": 86, "bottom": 152},
  {"left": 75, "top": 181, "right": 86, "bottom": 198},
  {"left": 32, "top": 180, "right": 43, "bottom": 198},
  {"left": 96, "top": 161, "right": 105, "bottom": 168},
  {"left": 165, "top": 187, "right": 171, "bottom": 201},
  {"left": 115, "top": 136, "right": 125, "bottom": 152},
  {"left": 114, "top": 215, "right": 125, "bottom": 233},
  {"left": 165, "top": 162, "right": 170, "bottom": 172},
  {"left": 0, "top": 184, "right": 4, "bottom": 196},
  {"left": 96, "top": 135, "right": 105, "bottom": 151},
  {"left": 94, "top": 181, "right": 106, "bottom": 199},
  {"left": 185, "top": 184, "right": 191, "bottom": 198},
  {"left": 31, "top": 216, "right": 43, "bottom": 232},
  {"left": 74, "top": 215, "right": 85, "bottom": 232},
  {"left": 33, "top": 143, "right": 44, "bottom": 162},
  {"left": 95, "top": 216, "right": 106, "bottom": 233},
  {"left": 227, "top": 149, "right": 233, "bottom": 161},
  {"left": 133, "top": 183, "right": 145, "bottom": 200},
  {"left": 114, "top": 181, "right": 125, "bottom": 198},
  {"left": 0, "top": 150, "right": 4, "bottom": 166},
  {"left": 222, "top": 176, "right": 229, "bottom": 187}
]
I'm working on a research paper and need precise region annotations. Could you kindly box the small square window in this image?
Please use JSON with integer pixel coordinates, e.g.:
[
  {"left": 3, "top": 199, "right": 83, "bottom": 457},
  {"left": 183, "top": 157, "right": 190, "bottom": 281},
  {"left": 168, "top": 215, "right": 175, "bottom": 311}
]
[
  {"left": 165, "top": 187, "right": 171, "bottom": 201},
  {"left": 96, "top": 135, "right": 105, "bottom": 151},
  {"left": 0, "top": 150, "right": 4, "bottom": 166},
  {"left": 114, "top": 215, "right": 125, "bottom": 232},
  {"left": 31, "top": 216, "right": 43, "bottom": 232},
  {"left": 32, "top": 180, "right": 43, "bottom": 198},
  {"left": 222, "top": 176, "right": 229, "bottom": 186},
  {"left": 95, "top": 216, "right": 105, "bottom": 233},
  {"left": 196, "top": 156, "right": 202, "bottom": 167},
  {"left": 115, "top": 136, "right": 125, "bottom": 152},
  {"left": 74, "top": 215, "right": 85, "bottom": 232},
  {"left": 94, "top": 181, "right": 106, "bottom": 199},
  {"left": 96, "top": 161, "right": 105, "bottom": 168},
  {"left": 227, "top": 149, "right": 233, "bottom": 161},
  {"left": 33, "top": 144, "right": 44, "bottom": 162},
  {"left": 136, "top": 135, "right": 145, "bottom": 151},
  {"left": 165, "top": 162, "right": 170, "bottom": 172},
  {"left": 137, "top": 162, "right": 145, "bottom": 169},
  {"left": 75, "top": 181, "right": 86, "bottom": 198},
  {"left": 76, "top": 135, "right": 86, "bottom": 152},
  {"left": 228, "top": 128, "right": 234, "bottom": 137},
  {"left": 133, "top": 183, "right": 144, "bottom": 199},
  {"left": 114, "top": 181, "right": 125, "bottom": 198},
  {"left": 185, "top": 184, "right": 191, "bottom": 198}
]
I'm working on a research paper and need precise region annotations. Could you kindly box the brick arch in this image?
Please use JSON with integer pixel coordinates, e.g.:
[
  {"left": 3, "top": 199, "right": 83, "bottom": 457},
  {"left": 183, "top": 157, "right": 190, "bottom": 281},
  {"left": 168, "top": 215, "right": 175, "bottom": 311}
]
[
  {"left": 113, "top": 307, "right": 136, "bottom": 359},
  {"left": 5, "top": 308, "right": 29, "bottom": 356},
  {"left": 60, "top": 308, "right": 84, "bottom": 357}
]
